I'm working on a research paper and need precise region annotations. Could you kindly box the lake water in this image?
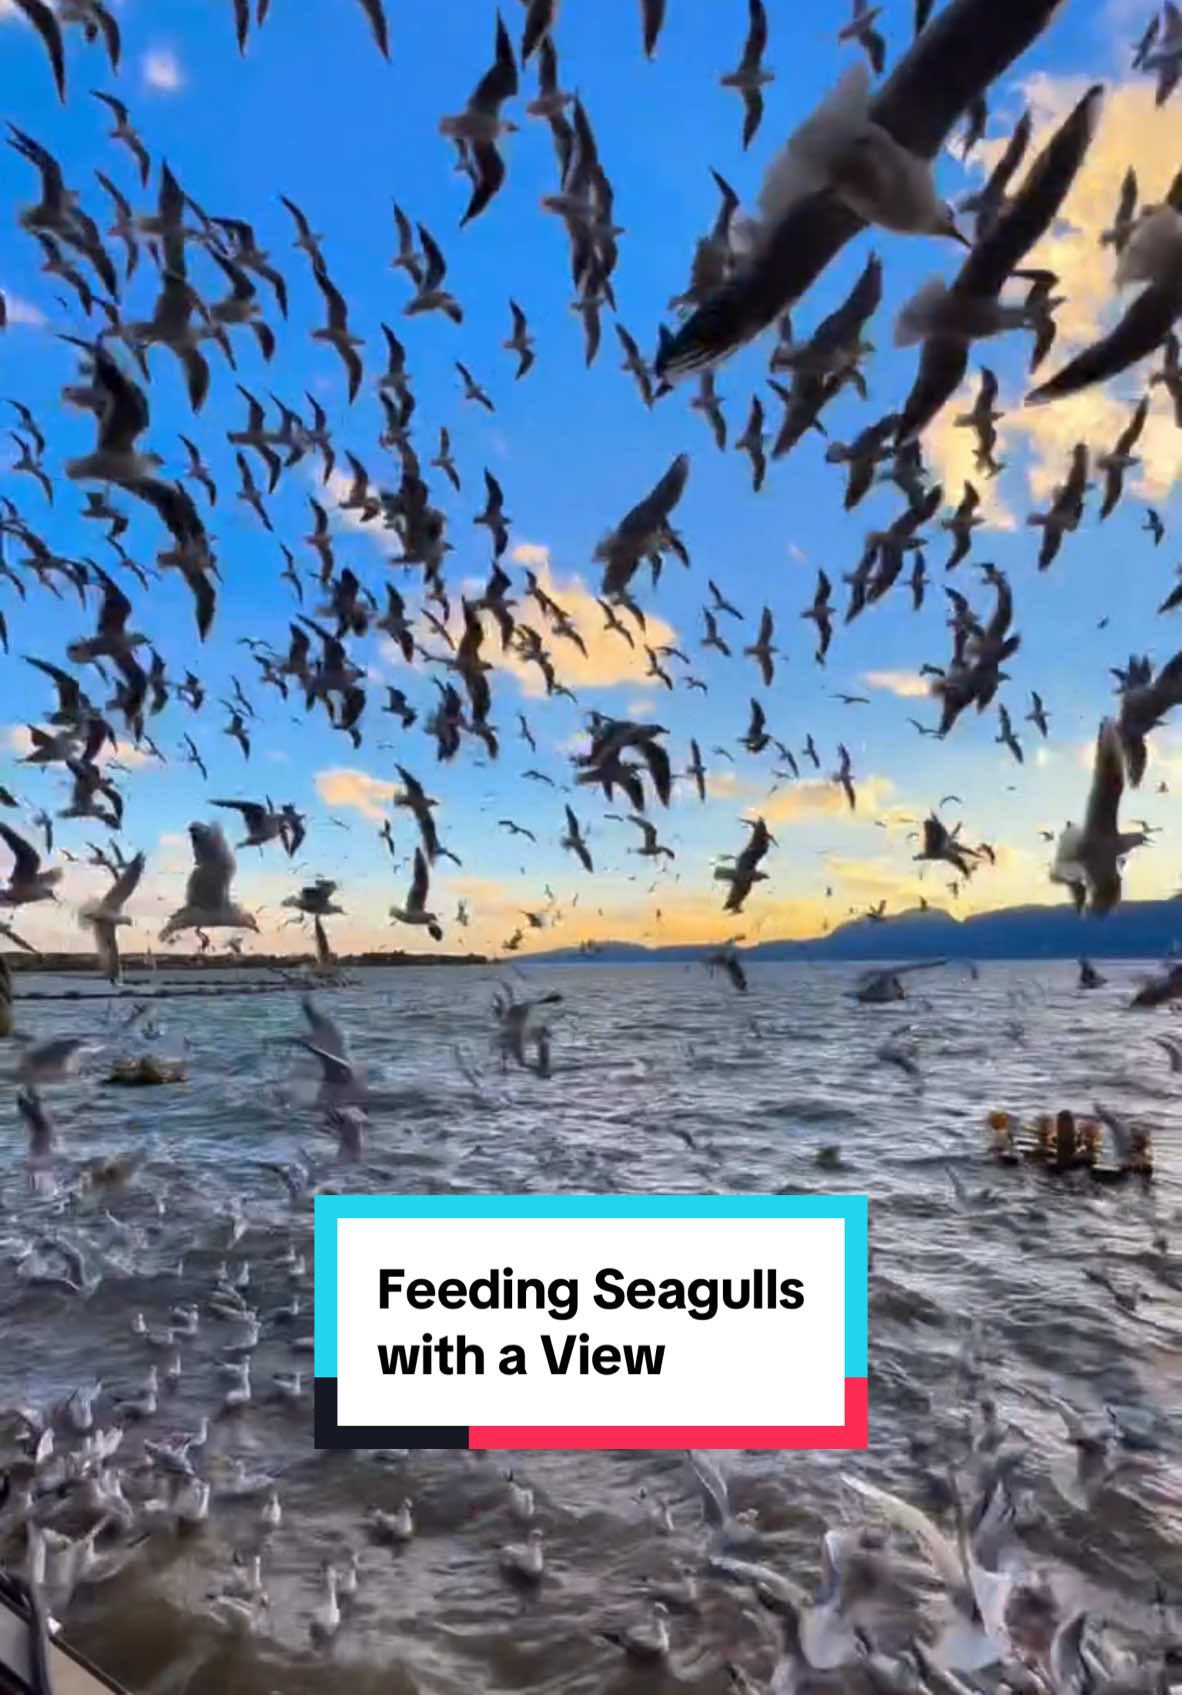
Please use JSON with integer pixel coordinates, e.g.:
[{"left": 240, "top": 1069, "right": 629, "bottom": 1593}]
[{"left": 0, "top": 960, "right": 1178, "bottom": 1694}]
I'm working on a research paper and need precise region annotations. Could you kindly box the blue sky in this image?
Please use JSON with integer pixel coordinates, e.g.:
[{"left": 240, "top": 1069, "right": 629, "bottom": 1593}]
[{"left": 0, "top": 0, "right": 1177, "bottom": 956}]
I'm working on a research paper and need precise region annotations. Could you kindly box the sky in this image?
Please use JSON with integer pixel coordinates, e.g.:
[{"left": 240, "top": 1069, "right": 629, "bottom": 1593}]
[{"left": 0, "top": 0, "right": 1178, "bottom": 962}]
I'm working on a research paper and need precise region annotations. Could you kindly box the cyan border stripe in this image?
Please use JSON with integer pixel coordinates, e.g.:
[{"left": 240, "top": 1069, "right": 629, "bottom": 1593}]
[{"left": 314, "top": 1194, "right": 869, "bottom": 1381}]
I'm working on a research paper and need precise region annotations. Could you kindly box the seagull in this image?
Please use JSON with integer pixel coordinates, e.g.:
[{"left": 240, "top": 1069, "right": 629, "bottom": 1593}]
[
  {"left": 500, "top": 1527, "right": 545, "bottom": 1585},
  {"left": 456, "top": 360, "right": 495, "bottom": 411},
  {"left": 404, "top": 223, "right": 463, "bottom": 323},
  {"left": 9, "top": 0, "right": 67, "bottom": 101},
  {"left": 681, "top": 739, "right": 708, "bottom": 796},
  {"left": 503, "top": 299, "right": 535, "bottom": 377},
  {"left": 1028, "top": 200, "right": 1182, "bottom": 403},
  {"left": 942, "top": 481, "right": 983, "bottom": 570},
  {"left": 282, "top": 879, "right": 344, "bottom": 918},
  {"left": 1116, "top": 645, "right": 1182, "bottom": 785},
  {"left": 739, "top": 696, "right": 769, "bottom": 754},
  {"left": 770, "top": 59, "right": 964, "bottom": 241},
  {"left": 1144, "top": 1, "right": 1182, "bottom": 104},
  {"left": 159, "top": 823, "right": 260, "bottom": 940},
  {"left": 18, "top": 1084, "right": 55, "bottom": 1167},
  {"left": 1100, "top": 165, "right": 1139, "bottom": 252},
  {"left": 715, "top": 817, "right": 773, "bottom": 913},
  {"left": 996, "top": 703, "right": 1023, "bottom": 764},
  {"left": 600, "top": 1601, "right": 672, "bottom": 1665},
  {"left": 17, "top": 1035, "right": 92, "bottom": 1087},
  {"left": 735, "top": 395, "right": 768, "bottom": 491},
  {"left": 78, "top": 851, "right": 145, "bottom": 983},
  {"left": 616, "top": 322, "right": 656, "bottom": 407},
  {"left": 744, "top": 608, "right": 777, "bottom": 685},
  {"left": 280, "top": 193, "right": 326, "bottom": 267},
  {"left": 438, "top": 11, "right": 519, "bottom": 224},
  {"left": 704, "top": 945, "right": 747, "bottom": 993},
  {"left": 959, "top": 109, "right": 1033, "bottom": 239},
  {"left": 1097, "top": 396, "right": 1150, "bottom": 519},
  {"left": 310, "top": 263, "right": 364, "bottom": 402},
  {"left": 309, "top": 1565, "right": 341, "bottom": 1647},
  {"left": 212, "top": 799, "right": 286, "bottom": 850},
  {"left": 834, "top": 744, "right": 857, "bottom": 810},
  {"left": 915, "top": 815, "right": 975, "bottom": 878},
  {"left": 618, "top": 814, "right": 675, "bottom": 860},
  {"left": 389, "top": 847, "right": 443, "bottom": 941},
  {"left": 685, "top": 1450, "right": 761, "bottom": 1550},
  {"left": 720, "top": 0, "right": 774, "bottom": 149},
  {"left": 1050, "top": 719, "right": 1147, "bottom": 916},
  {"left": 66, "top": 565, "right": 149, "bottom": 672},
  {"left": 63, "top": 341, "right": 159, "bottom": 485},
  {"left": 561, "top": 806, "right": 593, "bottom": 872},
  {"left": 691, "top": 372, "right": 727, "bottom": 448},
  {"left": 0, "top": 822, "right": 61, "bottom": 906},
  {"left": 801, "top": 570, "right": 835, "bottom": 663},
  {"left": 895, "top": 86, "right": 1102, "bottom": 438},
  {"left": 837, "top": 0, "right": 886, "bottom": 75}
]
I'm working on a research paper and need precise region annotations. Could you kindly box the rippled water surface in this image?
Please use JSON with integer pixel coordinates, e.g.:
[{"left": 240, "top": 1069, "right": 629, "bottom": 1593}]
[{"left": 0, "top": 959, "right": 1179, "bottom": 1694}]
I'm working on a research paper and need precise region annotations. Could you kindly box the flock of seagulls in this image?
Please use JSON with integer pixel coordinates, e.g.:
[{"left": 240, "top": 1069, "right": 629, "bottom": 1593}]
[
  {"left": 0, "top": 0, "right": 1175, "bottom": 972},
  {"left": 0, "top": 1166, "right": 1178, "bottom": 1686},
  {"left": 0, "top": 0, "right": 1178, "bottom": 1685}
]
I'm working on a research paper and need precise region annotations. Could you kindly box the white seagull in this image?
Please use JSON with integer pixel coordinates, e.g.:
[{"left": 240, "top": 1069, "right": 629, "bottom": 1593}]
[
  {"left": 1050, "top": 718, "right": 1147, "bottom": 916},
  {"left": 389, "top": 847, "right": 443, "bottom": 941},
  {"left": 159, "top": 822, "right": 260, "bottom": 941},
  {"left": 78, "top": 850, "right": 146, "bottom": 983}
]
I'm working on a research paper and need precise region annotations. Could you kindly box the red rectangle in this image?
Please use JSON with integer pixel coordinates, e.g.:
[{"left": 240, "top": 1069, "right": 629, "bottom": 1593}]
[{"left": 471, "top": 1377, "right": 868, "bottom": 1450}]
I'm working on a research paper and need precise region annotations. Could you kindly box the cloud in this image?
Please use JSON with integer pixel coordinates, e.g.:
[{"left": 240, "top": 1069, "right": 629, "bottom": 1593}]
[
  {"left": 762, "top": 775, "right": 895, "bottom": 824},
  {"left": 495, "top": 546, "right": 679, "bottom": 695},
  {"left": 0, "top": 290, "right": 46, "bottom": 329},
  {"left": 314, "top": 767, "right": 400, "bottom": 821},
  {"left": 862, "top": 670, "right": 932, "bottom": 700},
  {"left": 367, "top": 540, "right": 681, "bottom": 697},
  {"left": 107, "top": 741, "right": 160, "bottom": 770},
  {"left": 705, "top": 769, "right": 742, "bottom": 800},
  {"left": 511, "top": 543, "right": 549, "bottom": 567},
  {"left": 946, "top": 75, "right": 1182, "bottom": 504},
  {"left": 141, "top": 48, "right": 185, "bottom": 93},
  {"left": 922, "top": 382, "right": 1018, "bottom": 531},
  {"left": 824, "top": 856, "right": 929, "bottom": 903}
]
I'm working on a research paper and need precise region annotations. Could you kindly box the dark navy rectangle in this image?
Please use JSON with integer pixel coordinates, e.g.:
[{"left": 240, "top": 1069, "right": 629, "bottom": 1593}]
[{"left": 313, "top": 1377, "right": 470, "bottom": 1450}]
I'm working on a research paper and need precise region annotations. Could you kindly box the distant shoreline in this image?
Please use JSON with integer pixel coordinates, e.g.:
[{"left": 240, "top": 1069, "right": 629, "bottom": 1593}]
[
  {"left": 526, "top": 899, "right": 1182, "bottom": 965},
  {"left": 9, "top": 894, "right": 1182, "bottom": 974},
  {"left": 2, "top": 950, "right": 490, "bottom": 975}
]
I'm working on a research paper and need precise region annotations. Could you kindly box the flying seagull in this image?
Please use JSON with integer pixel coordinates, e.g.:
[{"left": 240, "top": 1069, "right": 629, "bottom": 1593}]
[{"left": 159, "top": 823, "right": 260, "bottom": 940}]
